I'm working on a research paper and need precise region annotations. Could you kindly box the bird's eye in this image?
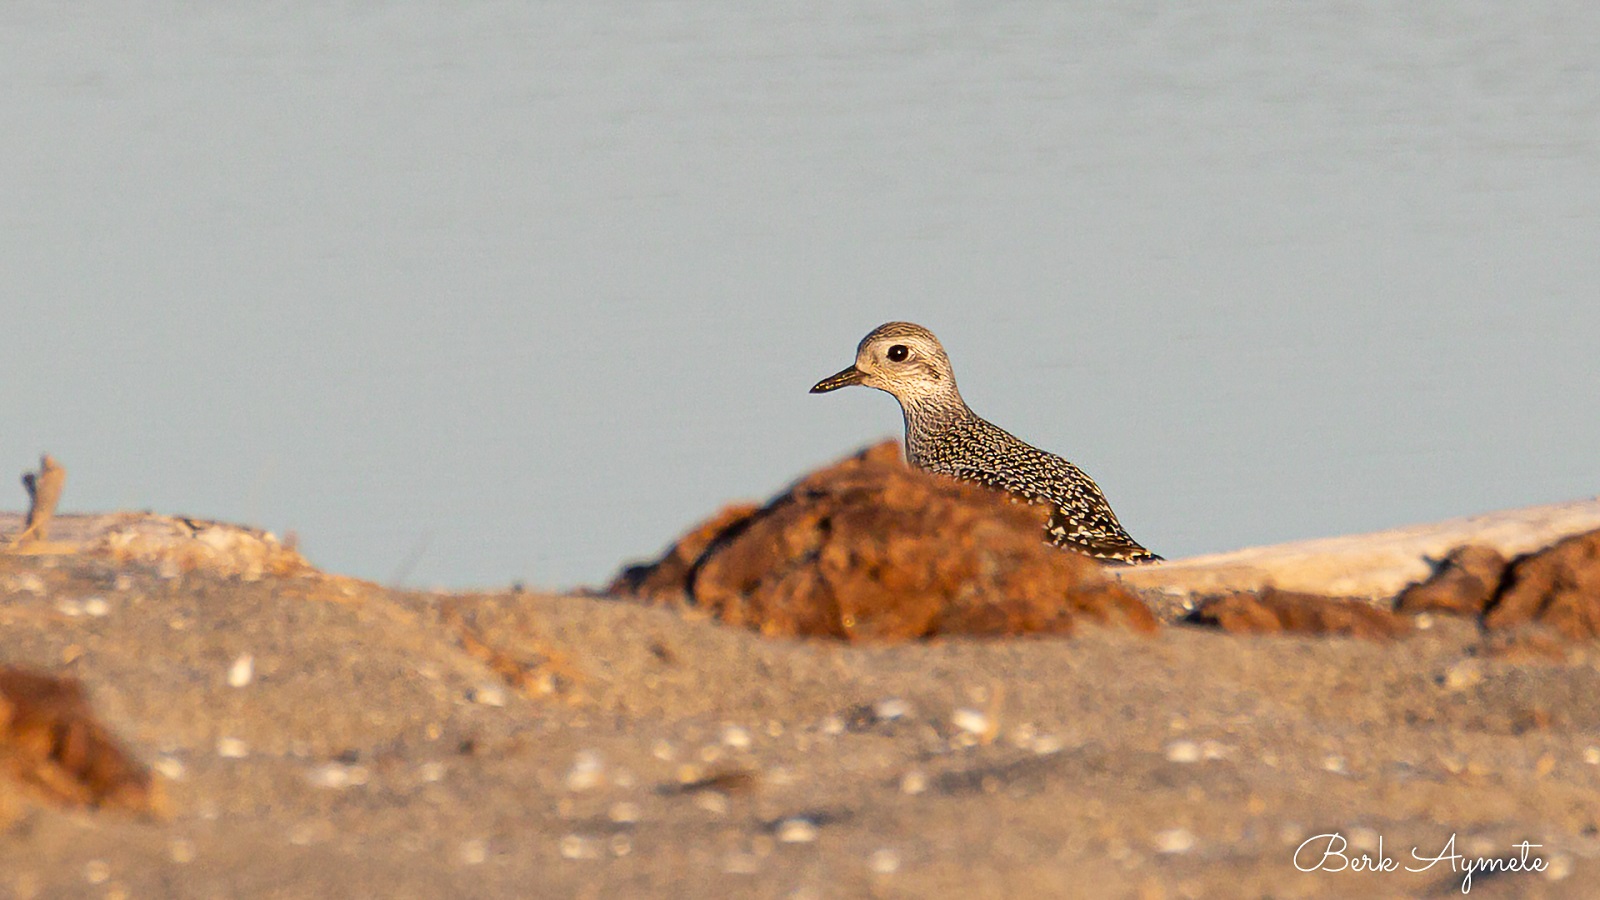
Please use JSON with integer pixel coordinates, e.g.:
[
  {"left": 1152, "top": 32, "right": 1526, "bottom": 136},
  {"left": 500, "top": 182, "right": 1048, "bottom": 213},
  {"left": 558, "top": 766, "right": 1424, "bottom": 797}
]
[{"left": 886, "top": 344, "right": 909, "bottom": 362}]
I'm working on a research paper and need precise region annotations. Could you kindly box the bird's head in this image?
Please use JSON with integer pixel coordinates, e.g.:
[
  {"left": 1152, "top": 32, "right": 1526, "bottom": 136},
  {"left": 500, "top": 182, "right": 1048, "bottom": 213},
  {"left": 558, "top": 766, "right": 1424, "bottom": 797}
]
[{"left": 810, "top": 321, "right": 959, "bottom": 405}]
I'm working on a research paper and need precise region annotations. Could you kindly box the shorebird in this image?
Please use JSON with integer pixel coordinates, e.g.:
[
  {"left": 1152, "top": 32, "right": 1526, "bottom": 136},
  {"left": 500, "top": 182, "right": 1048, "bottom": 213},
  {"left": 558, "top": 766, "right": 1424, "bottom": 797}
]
[{"left": 811, "top": 321, "right": 1160, "bottom": 564}]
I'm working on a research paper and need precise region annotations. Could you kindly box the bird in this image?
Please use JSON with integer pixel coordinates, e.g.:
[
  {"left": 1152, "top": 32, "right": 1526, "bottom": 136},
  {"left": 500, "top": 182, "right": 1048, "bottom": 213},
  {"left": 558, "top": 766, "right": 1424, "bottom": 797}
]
[{"left": 810, "top": 321, "right": 1161, "bottom": 564}]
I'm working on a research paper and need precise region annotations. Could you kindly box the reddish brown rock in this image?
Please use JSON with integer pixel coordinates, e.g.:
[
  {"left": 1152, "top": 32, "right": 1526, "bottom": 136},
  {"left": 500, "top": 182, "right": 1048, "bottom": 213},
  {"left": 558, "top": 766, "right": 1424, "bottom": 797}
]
[
  {"left": 1191, "top": 588, "right": 1412, "bottom": 640},
  {"left": 609, "top": 502, "right": 762, "bottom": 604},
  {"left": 1394, "top": 545, "right": 1508, "bottom": 616},
  {"left": 0, "top": 668, "right": 162, "bottom": 813},
  {"left": 612, "top": 441, "right": 1157, "bottom": 641},
  {"left": 1485, "top": 528, "right": 1600, "bottom": 640}
]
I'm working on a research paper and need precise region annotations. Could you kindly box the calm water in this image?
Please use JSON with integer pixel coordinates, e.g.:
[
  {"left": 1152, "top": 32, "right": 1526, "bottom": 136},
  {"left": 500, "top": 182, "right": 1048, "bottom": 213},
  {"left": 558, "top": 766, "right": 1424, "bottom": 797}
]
[{"left": 4, "top": 3, "right": 1598, "bottom": 588}]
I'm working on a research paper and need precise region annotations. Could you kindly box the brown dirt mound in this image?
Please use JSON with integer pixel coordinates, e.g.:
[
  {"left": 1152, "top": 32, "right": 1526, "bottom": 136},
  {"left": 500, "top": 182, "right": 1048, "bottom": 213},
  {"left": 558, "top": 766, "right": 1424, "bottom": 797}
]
[
  {"left": 0, "top": 668, "right": 162, "bottom": 814},
  {"left": 1394, "top": 544, "right": 1508, "bottom": 616},
  {"left": 1190, "top": 588, "right": 1412, "bottom": 639},
  {"left": 1388, "top": 529, "right": 1600, "bottom": 641},
  {"left": 611, "top": 441, "right": 1157, "bottom": 641},
  {"left": 1486, "top": 528, "right": 1600, "bottom": 639}
]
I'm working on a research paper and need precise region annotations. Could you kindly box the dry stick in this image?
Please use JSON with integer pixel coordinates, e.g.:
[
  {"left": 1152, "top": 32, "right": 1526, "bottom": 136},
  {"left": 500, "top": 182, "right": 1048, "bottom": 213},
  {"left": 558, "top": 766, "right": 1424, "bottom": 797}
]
[{"left": 16, "top": 455, "right": 66, "bottom": 544}]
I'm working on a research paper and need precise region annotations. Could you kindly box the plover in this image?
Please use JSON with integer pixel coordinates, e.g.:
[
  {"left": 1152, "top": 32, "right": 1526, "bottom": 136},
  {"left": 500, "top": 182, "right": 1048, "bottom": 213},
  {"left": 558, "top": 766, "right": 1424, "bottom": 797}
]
[{"left": 811, "top": 321, "right": 1160, "bottom": 564}]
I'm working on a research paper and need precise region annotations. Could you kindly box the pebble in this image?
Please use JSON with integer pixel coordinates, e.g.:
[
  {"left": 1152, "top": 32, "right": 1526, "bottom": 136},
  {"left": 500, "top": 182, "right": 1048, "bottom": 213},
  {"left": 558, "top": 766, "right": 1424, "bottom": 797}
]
[
  {"left": 307, "top": 763, "right": 369, "bottom": 789},
  {"left": 153, "top": 756, "right": 186, "bottom": 781},
  {"left": 776, "top": 818, "right": 819, "bottom": 843},
  {"left": 721, "top": 725, "right": 753, "bottom": 749},
  {"left": 609, "top": 835, "right": 632, "bottom": 857},
  {"left": 168, "top": 838, "right": 197, "bottom": 864},
  {"left": 228, "top": 654, "right": 254, "bottom": 688},
  {"left": 468, "top": 683, "right": 507, "bottom": 707},
  {"left": 900, "top": 770, "right": 928, "bottom": 795},
  {"left": 564, "top": 751, "right": 605, "bottom": 791},
  {"left": 559, "top": 835, "right": 602, "bottom": 860},
  {"left": 1544, "top": 852, "right": 1573, "bottom": 882},
  {"left": 1031, "top": 734, "right": 1065, "bottom": 755},
  {"left": 868, "top": 848, "right": 901, "bottom": 875},
  {"left": 1583, "top": 746, "right": 1600, "bottom": 766},
  {"left": 418, "top": 761, "right": 446, "bottom": 783},
  {"left": 608, "top": 801, "right": 642, "bottom": 824},
  {"left": 694, "top": 792, "right": 729, "bottom": 815},
  {"left": 1321, "top": 755, "right": 1346, "bottom": 774},
  {"left": 1444, "top": 659, "right": 1484, "bottom": 691},
  {"left": 951, "top": 708, "right": 990, "bottom": 736},
  {"left": 1153, "top": 828, "right": 1196, "bottom": 854},
  {"left": 874, "top": 698, "right": 912, "bottom": 721},
  {"left": 1165, "top": 740, "right": 1202, "bottom": 764},
  {"left": 216, "top": 737, "right": 249, "bottom": 759},
  {"left": 819, "top": 716, "right": 845, "bottom": 736},
  {"left": 459, "top": 839, "right": 489, "bottom": 865},
  {"left": 83, "top": 860, "right": 111, "bottom": 884},
  {"left": 81, "top": 596, "right": 110, "bottom": 617},
  {"left": 651, "top": 740, "right": 676, "bottom": 761}
]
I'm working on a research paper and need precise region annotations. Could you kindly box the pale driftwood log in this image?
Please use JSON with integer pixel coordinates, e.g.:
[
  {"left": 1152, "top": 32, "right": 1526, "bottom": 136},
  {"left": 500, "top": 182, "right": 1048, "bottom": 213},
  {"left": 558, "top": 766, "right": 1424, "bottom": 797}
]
[
  {"left": 17, "top": 455, "right": 66, "bottom": 544},
  {"left": 1116, "top": 497, "right": 1600, "bottom": 611}
]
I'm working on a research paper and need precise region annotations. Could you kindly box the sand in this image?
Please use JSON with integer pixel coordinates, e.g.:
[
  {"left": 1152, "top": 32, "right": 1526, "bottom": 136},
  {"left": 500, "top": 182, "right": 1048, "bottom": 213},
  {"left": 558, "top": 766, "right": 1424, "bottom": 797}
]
[{"left": 3, "top": 507, "right": 1598, "bottom": 900}]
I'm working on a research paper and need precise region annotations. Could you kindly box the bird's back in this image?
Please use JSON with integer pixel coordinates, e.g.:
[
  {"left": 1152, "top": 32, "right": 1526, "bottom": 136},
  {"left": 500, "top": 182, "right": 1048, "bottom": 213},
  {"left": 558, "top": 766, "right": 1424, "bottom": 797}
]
[{"left": 911, "top": 415, "right": 1160, "bottom": 564}]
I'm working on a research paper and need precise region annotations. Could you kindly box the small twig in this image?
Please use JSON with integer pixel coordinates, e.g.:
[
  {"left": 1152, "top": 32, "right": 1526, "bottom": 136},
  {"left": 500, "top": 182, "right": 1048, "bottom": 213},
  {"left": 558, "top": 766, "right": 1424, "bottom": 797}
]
[{"left": 388, "top": 531, "right": 433, "bottom": 588}]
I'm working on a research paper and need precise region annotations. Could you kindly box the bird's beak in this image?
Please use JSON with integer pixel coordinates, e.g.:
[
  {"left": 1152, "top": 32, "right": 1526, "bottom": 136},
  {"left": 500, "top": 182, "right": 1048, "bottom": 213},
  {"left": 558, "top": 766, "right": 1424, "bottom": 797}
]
[{"left": 810, "top": 364, "right": 864, "bottom": 394}]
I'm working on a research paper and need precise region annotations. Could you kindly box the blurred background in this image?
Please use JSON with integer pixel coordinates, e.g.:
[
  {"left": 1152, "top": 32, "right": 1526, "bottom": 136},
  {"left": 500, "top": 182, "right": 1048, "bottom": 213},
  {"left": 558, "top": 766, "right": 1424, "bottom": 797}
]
[{"left": 3, "top": 2, "right": 1597, "bottom": 589}]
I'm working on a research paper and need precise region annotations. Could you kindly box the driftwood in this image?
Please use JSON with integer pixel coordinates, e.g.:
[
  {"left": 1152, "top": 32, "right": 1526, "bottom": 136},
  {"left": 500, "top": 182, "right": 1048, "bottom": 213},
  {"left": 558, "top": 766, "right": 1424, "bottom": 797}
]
[
  {"left": 1116, "top": 497, "right": 1600, "bottom": 610},
  {"left": 15, "top": 455, "right": 66, "bottom": 544},
  {"left": 0, "top": 511, "right": 313, "bottom": 579}
]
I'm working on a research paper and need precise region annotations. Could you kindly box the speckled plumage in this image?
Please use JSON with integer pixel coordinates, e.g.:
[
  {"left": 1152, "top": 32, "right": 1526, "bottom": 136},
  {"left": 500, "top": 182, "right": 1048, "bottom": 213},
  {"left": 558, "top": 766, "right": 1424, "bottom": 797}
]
[{"left": 811, "top": 322, "right": 1160, "bottom": 564}]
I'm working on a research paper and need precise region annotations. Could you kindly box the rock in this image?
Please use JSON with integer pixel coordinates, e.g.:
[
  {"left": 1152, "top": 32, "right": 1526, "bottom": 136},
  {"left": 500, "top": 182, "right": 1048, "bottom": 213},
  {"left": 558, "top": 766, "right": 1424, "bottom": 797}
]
[
  {"left": 1486, "top": 528, "right": 1600, "bottom": 639},
  {"left": 0, "top": 667, "right": 162, "bottom": 813},
  {"left": 608, "top": 502, "right": 761, "bottom": 603},
  {"left": 1395, "top": 545, "right": 1508, "bottom": 616},
  {"left": 612, "top": 442, "right": 1157, "bottom": 641},
  {"left": 1189, "top": 588, "right": 1412, "bottom": 639}
]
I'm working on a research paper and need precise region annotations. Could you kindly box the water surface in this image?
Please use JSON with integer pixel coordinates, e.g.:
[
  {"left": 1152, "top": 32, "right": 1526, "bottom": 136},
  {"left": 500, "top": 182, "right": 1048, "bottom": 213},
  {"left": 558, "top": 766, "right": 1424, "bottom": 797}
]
[{"left": 4, "top": 3, "right": 1597, "bottom": 587}]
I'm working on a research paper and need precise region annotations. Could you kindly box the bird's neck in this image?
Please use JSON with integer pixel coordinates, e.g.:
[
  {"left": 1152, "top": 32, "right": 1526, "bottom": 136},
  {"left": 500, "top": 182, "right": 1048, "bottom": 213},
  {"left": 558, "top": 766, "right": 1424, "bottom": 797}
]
[{"left": 898, "top": 388, "right": 975, "bottom": 462}]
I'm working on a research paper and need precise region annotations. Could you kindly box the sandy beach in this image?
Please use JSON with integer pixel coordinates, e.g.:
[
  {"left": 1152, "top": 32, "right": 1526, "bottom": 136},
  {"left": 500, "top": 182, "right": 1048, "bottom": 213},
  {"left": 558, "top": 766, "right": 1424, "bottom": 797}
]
[{"left": 3, "top": 467, "right": 1599, "bottom": 898}]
